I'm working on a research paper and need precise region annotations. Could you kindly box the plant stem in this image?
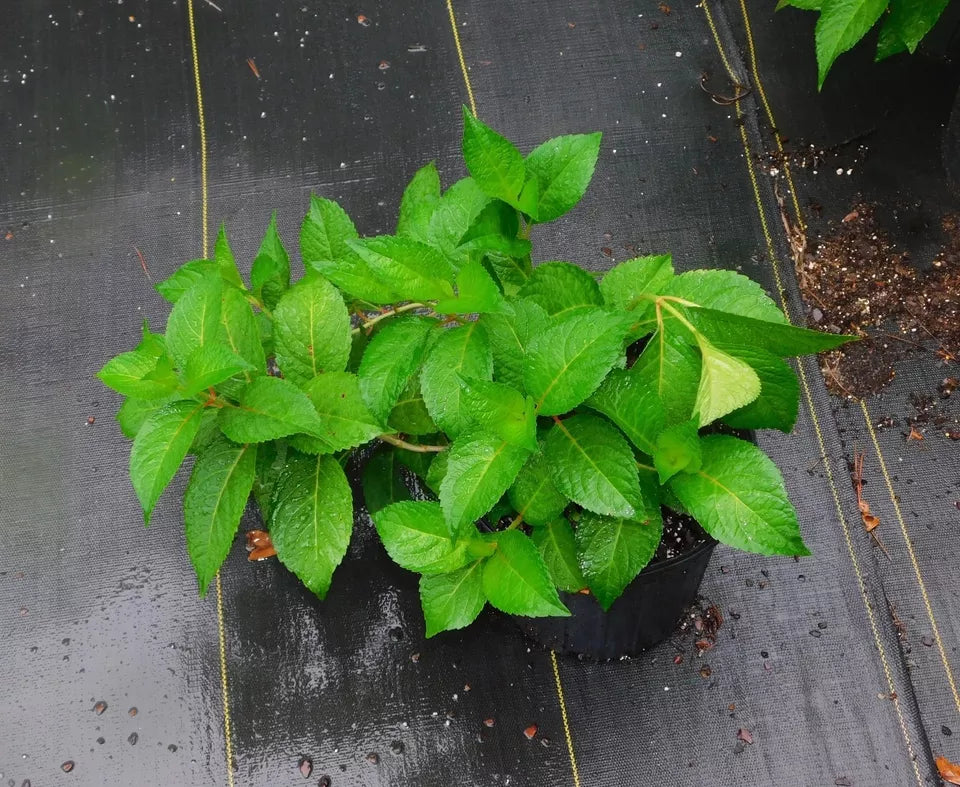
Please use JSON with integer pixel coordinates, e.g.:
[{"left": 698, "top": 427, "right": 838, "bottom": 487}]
[
  {"left": 352, "top": 302, "right": 428, "bottom": 335},
  {"left": 379, "top": 433, "right": 447, "bottom": 453},
  {"left": 506, "top": 513, "right": 524, "bottom": 530},
  {"left": 244, "top": 292, "right": 273, "bottom": 319}
]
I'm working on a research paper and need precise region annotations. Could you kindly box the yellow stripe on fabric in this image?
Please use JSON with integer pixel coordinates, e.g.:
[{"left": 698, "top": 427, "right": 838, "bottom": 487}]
[
  {"left": 186, "top": 2, "right": 234, "bottom": 784},
  {"left": 700, "top": 3, "right": 923, "bottom": 783},
  {"left": 445, "top": 0, "right": 478, "bottom": 117}
]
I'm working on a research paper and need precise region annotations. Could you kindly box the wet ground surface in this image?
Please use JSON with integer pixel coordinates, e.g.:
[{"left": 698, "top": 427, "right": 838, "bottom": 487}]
[{"left": 1, "top": 0, "right": 959, "bottom": 785}]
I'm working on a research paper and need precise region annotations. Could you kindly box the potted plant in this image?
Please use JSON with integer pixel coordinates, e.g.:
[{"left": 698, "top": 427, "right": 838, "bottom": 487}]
[{"left": 97, "top": 109, "right": 852, "bottom": 658}]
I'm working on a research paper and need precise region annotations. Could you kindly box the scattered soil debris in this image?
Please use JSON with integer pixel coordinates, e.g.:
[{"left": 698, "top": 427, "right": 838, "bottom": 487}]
[
  {"left": 246, "top": 529, "right": 277, "bottom": 561},
  {"left": 737, "top": 728, "right": 754, "bottom": 745},
  {"left": 298, "top": 757, "right": 313, "bottom": 778},
  {"left": 61, "top": 761, "right": 75, "bottom": 772},
  {"left": 523, "top": 724, "right": 538, "bottom": 740},
  {"left": 796, "top": 206, "right": 959, "bottom": 396},
  {"left": 93, "top": 700, "right": 107, "bottom": 715}
]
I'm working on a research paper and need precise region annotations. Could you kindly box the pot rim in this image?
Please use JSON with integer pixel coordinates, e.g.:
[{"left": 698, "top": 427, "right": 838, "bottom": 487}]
[{"left": 624, "top": 533, "right": 718, "bottom": 581}]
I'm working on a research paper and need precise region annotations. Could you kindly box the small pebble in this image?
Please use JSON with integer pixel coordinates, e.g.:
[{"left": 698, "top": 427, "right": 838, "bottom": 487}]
[
  {"left": 818, "top": 621, "right": 828, "bottom": 630},
  {"left": 760, "top": 650, "right": 769, "bottom": 658},
  {"left": 943, "top": 725, "right": 953, "bottom": 736},
  {"left": 299, "top": 757, "right": 313, "bottom": 778},
  {"left": 922, "top": 635, "right": 934, "bottom": 647},
  {"left": 835, "top": 778, "right": 852, "bottom": 786},
  {"left": 737, "top": 728, "right": 754, "bottom": 745},
  {"left": 61, "top": 761, "right": 74, "bottom": 773},
  {"left": 523, "top": 724, "right": 538, "bottom": 740},
  {"left": 86, "top": 416, "right": 95, "bottom": 425},
  {"left": 127, "top": 732, "right": 138, "bottom": 746},
  {"left": 318, "top": 777, "right": 332, "bottom": 787},
  {"left": 389, "top": 741, "right": 404, "bottom": 755},
  {"left": 93, "top": 701, "right": 107, "bottom": 715},
  {"left": 483, "top": 718, "right": 495, "bottom": 728},
  {"left": 366, "top": 753, "right": 379, "bottom": 765},
  {"left": 96, "top": 737, "right": 105, "bottom": 745},
  {"left": 699, "top": 665, "right": 712, "bottom": 678},
  {"left": 167, "top": 744, "right": 178, "bottom": 753},
  {"left": 128, "top": 707, "right": 138, "bottom": 717},
  {"left": 809, "top": 630, "right": 822, "bottom": 638}
]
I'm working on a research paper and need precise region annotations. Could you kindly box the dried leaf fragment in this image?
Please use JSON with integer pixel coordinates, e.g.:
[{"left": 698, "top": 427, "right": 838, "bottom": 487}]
[
  {"left": 937, "top": 755, "right": 960, "bottom": 785},
  {"left": 246, "top": 530, "right": 277, "bottom": 561}
]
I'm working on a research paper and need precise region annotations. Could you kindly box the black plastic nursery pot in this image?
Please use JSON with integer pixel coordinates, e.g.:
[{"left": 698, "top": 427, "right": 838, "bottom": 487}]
[{"left": 517, "top": 536, "right": 718, "bottom": 660}]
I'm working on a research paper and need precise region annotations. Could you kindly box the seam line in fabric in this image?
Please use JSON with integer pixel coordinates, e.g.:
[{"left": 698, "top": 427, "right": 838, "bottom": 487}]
[
  {"left": 739, "top": 0, "right": 960, "bottom": 724},
  {"left": 441, "top": 2, "right": 580, "bottom": 781},
  {"left": 186, "top": 2, "right": 235, "bottom": 784},
  {"left": 701, "top": 2, "right": 923, "bottom": 783}
]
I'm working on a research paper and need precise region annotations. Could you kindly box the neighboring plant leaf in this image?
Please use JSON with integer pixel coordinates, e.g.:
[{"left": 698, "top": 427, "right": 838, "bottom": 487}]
[
  {"left": 357, "top": 316, "right": 435, "bottom": 423},
  {"left": 270, "top": 453, "right": 354, "bottom": 599},
  {"left": 585, "top": 368, "right": 667, "bottom": 455},
  {"left": 420, "top": 561, "right": 487, "bottom": 637},
  {"left": 482, "top": 530, "right": 569, "bottom": 617},
  {"left": 155, "top": 258, "right": 217, "bottom": 303},
  {"left": 421, "top": 322, "right": 494, "bottom": 436},
  {"left": 440, "top": 431, "right": 530, "bottom": 534},
  {"left": 397, "top": 161, "right": 442, "bottom": 242},
  {"left": 524, "top": 132, "right": 602, "bottom": 223},
  {"left": 575, "top": 511, "right": 663, "bottom": 611},
  {"left": 722, "top": 346, "right": 801, "bottom": 432},
  {"left": 273, "top": 276, "right": 351, "bottom": 385},
  {"left": 289, "top": 371, "right": 384, "bottom": 454},
  {"left": 165, "top": 276, "right": 223, "bottom": 368},
  {"left": 543, "top": 413, "right": 644, "bottom": 518},
  {"left": 461, "top": 106, "right": 527, "bottom": 208},
  {"left": 631, "top": 328, "right": 702, "bottom": 425},
  {"left": 517, "top": 261, "right": 603, "bottom": 317},
  {"left": 878, "top": 0, "right": 949, "bottom": 56},
  {"left": 508, "top": 450, "right": 569, "bottom": 526},
  {"left": 479, "top": 299, "right": 550, "bottom": 390},
  {"left": 214, "top": 224, "right": 245, "bottom": 289},
  {"left": 664, "top": 269, "right": 786, "bottom": 324},
  {"left": 300, "top": 194, "right": 359, "bottom": 264},
  {"left": 531, "top": 518, "right": 586, "bottom": 592},
  {"left": 815, "top": 0, "right": 889, "bottom": 88},
  {"left": 669, "top": 434, "right": 810, "bottom": 555},
  {"left": 458, "top": 376, "right": 537, "bottom": 451},
  {"left": 387, "top": 374, "right": 438, "bottom": 436},
  {"left": 694, "top": 337, "right": 762, "bottom": 427},
  {"left": 184, "top": 437, "right": 257, "bottom": 595},
  {"left": 218, "top": 376, "right": 326, "bottom": 443},
  {"left": 434, "top": 259, "right": 505, "bottom": 314},
  {"left": 250, "top": 211, "right": 291, "bottom": 309},
  {"left": 181, "top": 344, "right": 254, "bottom": 396},
  {"left": 347, "top": 236, "right": 455, "bottom": 301},
  {"left": 599, "top": 254, "right": 674, "bottom": 326},
  {"left": 652, "top": 419, "right": 702, "bottom": 484},
  {"left": 373, "top": 501, "right": 460, "bottom": 573},
  {"left": 362, "top": 448, "right": 411, "bottom": 516},
  {"left": 129, "top": 401, "right": 207, "bottom": 524},
  {"left": 523, "top": 308, "right": 628, "bottom": 416}
]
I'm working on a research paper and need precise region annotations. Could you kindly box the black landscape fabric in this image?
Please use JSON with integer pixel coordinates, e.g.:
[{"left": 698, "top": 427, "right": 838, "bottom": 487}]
[{"left": 1, "top": 1, "right": 958, "bottom": 785}]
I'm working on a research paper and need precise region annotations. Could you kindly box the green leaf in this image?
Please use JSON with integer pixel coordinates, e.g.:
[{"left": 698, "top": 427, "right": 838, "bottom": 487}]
[
  {"left": 155, "top": 258, "right": 218, "bottom": 303},
  {"left": 300, "top": 195, "right": 359, "bottom": 264},
  {"left": 485, "top": 252, "right": 533, "bottom": 296},
  {"left": 421, "top": 322, "right": 493, "bottom": 436},
  {"left": 387, "top": 374, "right": 438, "bottom": 436},
  {"left": 665, "top": 269, "right": 787, "bottom": 323},
  {"left": 181, "top": 344, "right": 254, "bottom": 396},
  {"left": 517, "top": 261, "right": 603, "bottom": 317},
  {"left": 458, "top": 376, "right": 537, "bottom": 450},
  {"left": 165, "top": 276, "right": 223, "bottom": 368},
  {"left": 130, "top": 401, "right": 207, "bottom": 524},
  {"left": 479, "top": 299, "right": 550, "bottom": 390},
  {"left": 434, "top": 259, "right": 506, "bottom": 314},
  {"left": 631, "top": 328, "right": 702, "bottom": 424},
  {"left": 306, "top": 254, "right": 398, "bottom": 305},
  {"left": 482, "top": 530, "right": 569, "bottom": 617},
  {"left": 575, "top": 511, "right": 663, "bottom": 610},
  {"left": 288, "top": 371, "right": 384, "bottom": 454},
  {"left": 461, "top": 106, "right": 526, "bottom": 207},
  {"left": 653, "top": 419, "right": 702, "bottom": 484},
  {"left": 373, "top": 500, "right": 460, "bottom": 573},
  {"left": 440, "top": 431, "right": 530, "bottom": 534},
  {"left": 218, "top": 376, "right": 326, "bottom": 443},
  {"left": 459, "top": 199, "right": 520, "bottom": 245},
  {"left": 543, "top": 413, "right": 644, "bottom": 518},
  {"left": 815, "top": 0, "right": 889, "bottom": 88},
  {"left": 425, "top": 451, "right": 449, "bottom": 495},
  {"left": 426, "top": 177, "right": 492, "bottom": 257},
  {"left": 877, "top": 0, "right": 948, "bottom": 55},
  {"left": 585, "top": 369, "right": 667, "bottom": 454},
  {"left": 250, "top": 212, "right": 291, "bottom": 309},
  {"left": 523, "top": 308, "right": 628, "bottom": 416},
  {"left": 509, "top": 450, "right": 569, "bottom": 526},
  {"left": 777, "top": 0, "right": 822, "bottom": 9},
  {"left": 218, "top": 285, "right": 266, "bottom": 380},
  {"left": 97, "top": 346, "right": 178, "bottom": 400},
  {"left": 116, "top": 394, "right": 178, "bottom": 438},
  {"left": 347, "top": 236, "right": 455, "bottom": 302},
  {"left": 515, "top": 173, "right": 540, "bottom": 219},
  {"left": 670, "top": 434, "right": 809, "bottom": 555},
  {"left": 599, "top": 254, "right": 674, "bottom": 325},
  {"left": 357, "top": 316, "right": 435, "bottom": 423},
  {"left": 875, "top": 14, "right": 909, "bottom": 58},
  {"left": 397, "top": 161, "right": 442, "bottom": 242},
  {"left": 694, "top": 337, "right": 762, "bottom": 427},
  {"left": 362, "top": 448, "right": 412, "bottom": 516},
  {"left": 681, "top": 306, "right": 856, "bottom": 356},
  {"left": 531, "top": 518, "right": 585, "bottom": 592},
  {"left": 722, "top": 347, "right": 800, "bottom": 432},
  {"left": 270, "top": 453, "right": 354, "bottom": 599},
  {"left": 252, "top": 439, "right": 286, "bottom": 522},
  {"left": 214, "top": 225, "right": 245, "bottom": 289},
  {"left": 420, "top": 561, "right": 487, "bottom": 637},
  {"left": 190, "top": 407, "right": 221, "bottom": 455},
  {"left": 274, "top": 276, "right": 351, "bottom": 385},
  {"left": 184, "top": 437, "right": 257, "bottom": 595},
  {"left": 524, "top": 132, "right": 602, "bottom": 223}
]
